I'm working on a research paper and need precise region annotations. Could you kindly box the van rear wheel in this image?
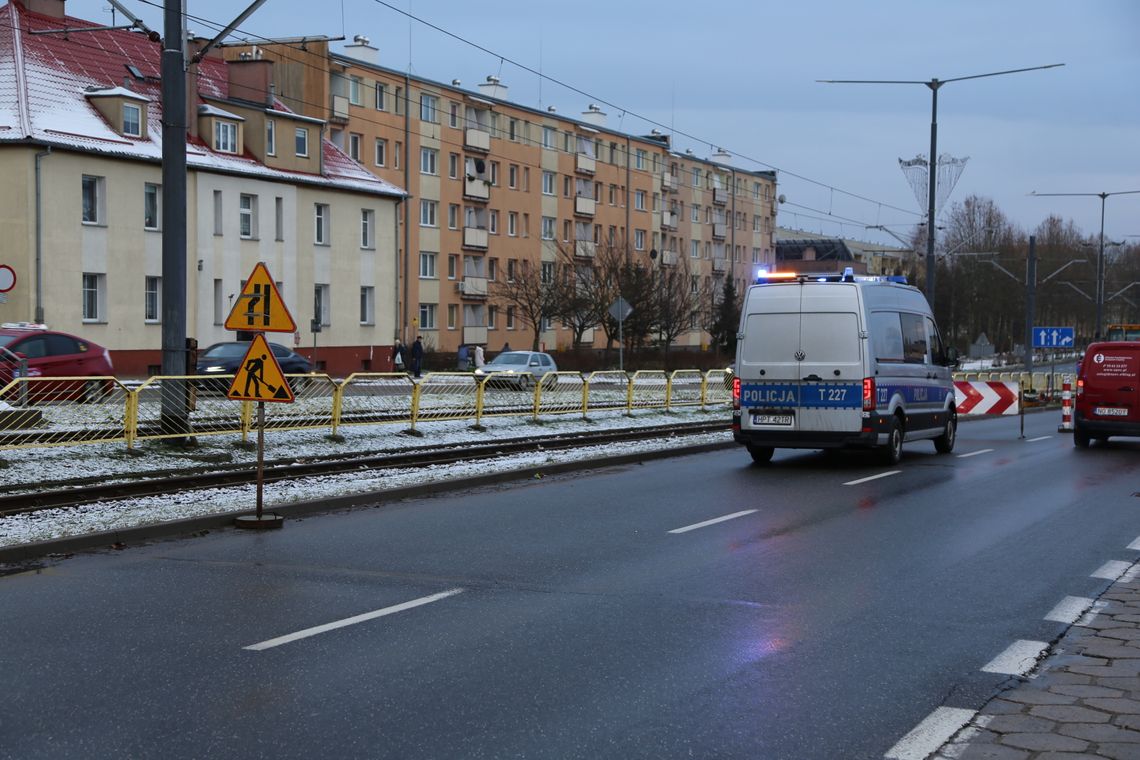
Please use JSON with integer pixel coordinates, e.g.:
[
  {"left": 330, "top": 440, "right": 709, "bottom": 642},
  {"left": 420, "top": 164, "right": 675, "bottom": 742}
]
[
  {"left": 747, "top": 445, "right": 774, "bottom": 464},
  {"left": 1073, "top": 422, "right": 1091, "bottom": 448},
  {"left": 882, "top": 417, "right": 903, "bottom": 465},
  {"left": 933, "top": 416, "right": 956, "bottom": 454}
]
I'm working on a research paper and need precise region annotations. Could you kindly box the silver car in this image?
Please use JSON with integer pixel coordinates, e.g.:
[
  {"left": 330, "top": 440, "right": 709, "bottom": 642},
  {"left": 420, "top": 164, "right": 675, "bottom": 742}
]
[{"left": 474, "top": 350, "right": 558, "bottom": 389}]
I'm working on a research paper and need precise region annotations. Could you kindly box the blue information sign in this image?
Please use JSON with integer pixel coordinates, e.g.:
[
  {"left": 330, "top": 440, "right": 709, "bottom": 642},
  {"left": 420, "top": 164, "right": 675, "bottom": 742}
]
[{"left": 1032, "top": 326, "right": 1075, "bottom": 349}]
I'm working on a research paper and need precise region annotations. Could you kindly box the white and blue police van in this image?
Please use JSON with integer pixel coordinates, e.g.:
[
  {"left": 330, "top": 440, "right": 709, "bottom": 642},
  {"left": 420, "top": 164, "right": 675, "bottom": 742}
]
[{"left": 732, "top": 269, "right": 958, "bottom": 464}]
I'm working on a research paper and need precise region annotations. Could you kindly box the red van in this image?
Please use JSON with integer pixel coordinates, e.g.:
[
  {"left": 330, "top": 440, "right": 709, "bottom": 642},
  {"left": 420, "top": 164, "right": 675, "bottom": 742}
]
[{"left": 1073, "top": 341, "right": 1140, "bottom": 447}]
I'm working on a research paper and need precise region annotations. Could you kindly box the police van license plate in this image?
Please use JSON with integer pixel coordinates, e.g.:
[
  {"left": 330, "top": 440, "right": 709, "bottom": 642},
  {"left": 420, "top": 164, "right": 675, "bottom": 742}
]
[
  {"left": 1094, "top": 407, "right": 1128, "bottom": 417},
  {"left": 752, "top": 413, "right": 793, "bottom": 426}
]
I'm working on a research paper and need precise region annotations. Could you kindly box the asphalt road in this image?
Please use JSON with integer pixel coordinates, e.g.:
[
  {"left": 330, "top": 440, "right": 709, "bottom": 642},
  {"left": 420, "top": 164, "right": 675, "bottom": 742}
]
[{"left": 1, "top": 413, "right": 1138, "bottom": 759}]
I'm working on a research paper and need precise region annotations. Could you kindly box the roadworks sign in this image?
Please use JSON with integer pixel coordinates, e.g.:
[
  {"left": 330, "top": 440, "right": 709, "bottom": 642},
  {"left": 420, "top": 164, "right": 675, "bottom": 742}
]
[
  {"left": 227, "top": 334, "right": 295, "bottom": 403},
  {"left": 224, "top": 262, "right": 297, "bottom": 333}
]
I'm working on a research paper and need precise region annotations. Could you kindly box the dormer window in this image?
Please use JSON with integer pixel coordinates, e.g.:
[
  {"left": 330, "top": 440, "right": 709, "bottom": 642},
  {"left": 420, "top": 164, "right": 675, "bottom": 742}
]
[
  {"left": 214, "top": 121, "right": 238, "bottom": 153},
  {"left": 122, "top": 103, "right": 141, "bottom": 137},
  {"left": 295, "top": 127, "right": 309, "bottom": 157},
  {"left": 266, "top": 119, "right": 276, "bottom": 156}
]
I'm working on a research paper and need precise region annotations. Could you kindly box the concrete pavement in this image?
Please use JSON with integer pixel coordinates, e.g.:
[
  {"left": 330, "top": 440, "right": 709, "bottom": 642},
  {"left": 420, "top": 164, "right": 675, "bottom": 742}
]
[{"left": 936, "top": 566, "right": 1140, "bottom": 759}]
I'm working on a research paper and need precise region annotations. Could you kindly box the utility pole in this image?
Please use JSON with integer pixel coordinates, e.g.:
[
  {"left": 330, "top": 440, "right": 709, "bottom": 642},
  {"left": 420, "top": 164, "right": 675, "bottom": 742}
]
[{"left": 1024, "top": 236, "right": 1036, "bottom": 376}]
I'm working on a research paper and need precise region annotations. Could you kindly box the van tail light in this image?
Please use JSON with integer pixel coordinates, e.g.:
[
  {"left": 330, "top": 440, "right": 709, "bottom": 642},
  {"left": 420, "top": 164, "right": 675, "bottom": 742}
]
[
  {"left": 732, "top": 376, "right": 741, "bottom": 410},
  {"left": 1076, "top": 377, "right": 1084, "bottom": 397},
  {"left": 862, "top": 377, "right": 875, "bottom": 411}
]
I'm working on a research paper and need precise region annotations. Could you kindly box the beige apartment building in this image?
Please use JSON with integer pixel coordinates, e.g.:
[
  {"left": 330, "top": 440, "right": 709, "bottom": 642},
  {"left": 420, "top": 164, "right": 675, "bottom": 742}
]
[{"left": 228, "top": 36, "right": 778, "bottom": 355}]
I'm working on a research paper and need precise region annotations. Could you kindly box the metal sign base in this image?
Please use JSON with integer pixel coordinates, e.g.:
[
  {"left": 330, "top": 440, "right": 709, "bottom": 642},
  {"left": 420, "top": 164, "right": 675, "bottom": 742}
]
[{"left": 235, "top": 513, "right": 285, "bottom": 530}]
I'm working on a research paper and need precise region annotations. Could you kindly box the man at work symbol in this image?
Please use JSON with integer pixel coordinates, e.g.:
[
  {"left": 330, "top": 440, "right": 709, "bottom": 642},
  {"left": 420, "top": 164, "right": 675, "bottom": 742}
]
[{"left": 243, "top": 352, "right": 276, "bottom": 397}]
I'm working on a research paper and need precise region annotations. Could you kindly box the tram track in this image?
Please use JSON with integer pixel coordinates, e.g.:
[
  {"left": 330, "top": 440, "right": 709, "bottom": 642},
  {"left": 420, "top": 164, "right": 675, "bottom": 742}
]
[{"left": 0, "top": 420, "right": 730, "bottom": 518}]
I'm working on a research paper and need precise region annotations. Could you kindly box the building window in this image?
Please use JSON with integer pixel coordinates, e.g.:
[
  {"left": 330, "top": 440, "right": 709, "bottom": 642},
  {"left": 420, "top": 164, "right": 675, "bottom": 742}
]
[
  {"left": 635, "top": 190, "right": 646, "bottom": 210},
  {"left": 635, "top": 149, "right": 647, "bottom": 170},
  {"left": 447, "top": 303, "right": 458, "bottom": 330},
  {"left": 420, "top": 200, "right": 438, "bottom": 227},
  {"left": 375, "top": 83, "right": 386, "bottom": 110},
  {"left": 449, "top": 152, "right": 459, "bottom": 179},
  {"left": 508, "top": 164, "right": 518, "bottom": 188},
  {"left": 213, "top": 279, "right": 224, "bottom": 325},
  {"left": 395, "top": 86, "right": 404, "bottom": 115},
  {"left": 507, "top": 259, "right": 516, "bottom": 282},
  {"left": 143, "top": 183, "right": 160, "bottom": 230},
  {"left": 447, "top": 254, "right": 458, "bottom": 280},
  {"left": 506, "top": 306, "right": 515, "bottom": 329},
  {"left": 239, "top": 194, "right": 257, "bottom": 239},
  {"left": 349, "top": 133, "right": 362, "bottom": 161},
  {"left": 541, "top": 261, "right": 554, "bottom": 285},
  {"left": 449, "top": 102, "right": 460, "bottom": 128},
  {"left": 214, "top": 121, "right": 237, "bottom": 153},
  {"left": 448, "top": 204, "right": 459, "bottom": 230},
  {"left": 634, "top": 229, "right": 646, "bottom": 250},
  {"left": 295, "top": 128, "right": 309, "bottom": 157},
  {"left": 488, "top": 305, "right": 497, "bottom": 328},
  {"left": 144, "top": 275, "right": 161, "bottom": 322},
  {"left": 691, "top": 240, "right": 700, "bottom": 258},
  {"left": 212, "top": 190, "right": 222, "bottom": 236},
  {"left": 420, "top": 147, "right": 438, "bottom": 175},
  {"left": 541, "top": 216, "right": 555, "bottom": 240},
  {"left": 374, "top": 138, "right": 387, "bottom": 167},
  {"left": 419, "top": 251, "right": 437, "bottom": 279},
  {"left": 275, "top": 197, "right": 284, "bottom": 241},
  {"left": 81, "top": 175, "right": 104, "bottom": 224},
  {"left": 394, "top": 141, "right": 402, "bottom": 169},
  {"left": 507, "top": 212, "right": 517, "bottom": 237},
  {"left": 314, "top": 203, "right": 330, "bottom": 245},
  {"left": 361, "top": 209, "right": 375, "bottom": 248},
  {"left": 122, "top": 103, "right": 141, "bottom": 137},
  {"left": 489, "top": 210, "right": 498, "bottom": 234},
  {"left": 360, "top": 286, "right": 374, "bottom": 324},
  {"left": 542, "top": 171, "right": 555, "bottom": 195},
  {"left": 82, "top": 273, "right": 105, "bottom": 321},
  {"left": 420, "top": 93, "right": 438, "bottom": 123},
  {"left": 349, "top": 75, "right": 362, "bottom": 105},
  {"left": 266, "top": 119, "right": 276, "bottom": 155},
  {"left": 542, "top": 126, "right": 556, "bottom": 148},
  {"left": 313, "top": 284, "right": 330, "bottom": 326},
  {"left": 418, "top": 303, "right": 437, "bottom": 330}
]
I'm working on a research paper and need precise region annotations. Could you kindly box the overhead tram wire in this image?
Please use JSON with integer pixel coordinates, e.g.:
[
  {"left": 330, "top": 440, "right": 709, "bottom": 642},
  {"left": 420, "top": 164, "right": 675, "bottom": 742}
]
[{"left": 122, "top": 0, "right": 922, "bottom": 225}]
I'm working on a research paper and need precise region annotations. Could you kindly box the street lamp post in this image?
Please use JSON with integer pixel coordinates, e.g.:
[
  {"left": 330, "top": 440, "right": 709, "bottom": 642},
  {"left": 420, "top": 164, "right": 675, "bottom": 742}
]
[
  {"left": 1031, "top": 190, "right": 1140, "bottom": 338},
  {"left": 820, "top": 64, "right": 1063, "bottom": 311}
]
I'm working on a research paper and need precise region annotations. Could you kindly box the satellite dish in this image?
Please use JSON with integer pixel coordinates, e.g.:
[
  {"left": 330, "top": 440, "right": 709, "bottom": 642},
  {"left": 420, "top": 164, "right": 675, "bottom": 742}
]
[{"left": 777, "top": 194, "right": 786, "bottom": 204}]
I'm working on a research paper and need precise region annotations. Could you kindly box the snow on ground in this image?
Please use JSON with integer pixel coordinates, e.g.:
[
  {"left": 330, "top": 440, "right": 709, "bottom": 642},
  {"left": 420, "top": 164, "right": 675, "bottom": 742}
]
[{"left": 0, "top": 407, "right": 732, "bottom": 549}]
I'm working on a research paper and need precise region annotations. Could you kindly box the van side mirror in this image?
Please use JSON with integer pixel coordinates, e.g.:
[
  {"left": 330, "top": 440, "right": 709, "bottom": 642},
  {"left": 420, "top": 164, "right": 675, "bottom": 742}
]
[{"left": 945, "top": 346, "right": 960, "bottom": 368}]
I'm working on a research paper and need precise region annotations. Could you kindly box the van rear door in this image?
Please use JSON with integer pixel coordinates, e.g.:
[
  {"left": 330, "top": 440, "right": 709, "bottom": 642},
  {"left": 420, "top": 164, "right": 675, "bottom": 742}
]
[{"left": 1082, "top": 345, "right": 1140, "bottom": 423}]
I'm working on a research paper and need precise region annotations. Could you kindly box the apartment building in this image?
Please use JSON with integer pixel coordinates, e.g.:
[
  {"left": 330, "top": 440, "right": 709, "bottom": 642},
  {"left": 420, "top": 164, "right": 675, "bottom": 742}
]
[
  {"left": 0, "top": 0, "right": 405, "bottom": 377},
  {"left": 229, "top": 35, "right": 777, "bottom": 354}
]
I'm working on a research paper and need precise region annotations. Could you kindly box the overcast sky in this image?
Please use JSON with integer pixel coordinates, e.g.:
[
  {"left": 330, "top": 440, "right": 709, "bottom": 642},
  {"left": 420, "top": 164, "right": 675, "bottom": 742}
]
[{"left": 70, "top": 0, "right": 1140, "bottom": 248}]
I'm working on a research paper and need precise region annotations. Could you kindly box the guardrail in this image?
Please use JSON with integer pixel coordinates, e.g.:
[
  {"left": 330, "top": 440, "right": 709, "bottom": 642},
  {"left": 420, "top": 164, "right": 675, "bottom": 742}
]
[{"left": 0, "top": 369, "right": 732, "bottom": 453}]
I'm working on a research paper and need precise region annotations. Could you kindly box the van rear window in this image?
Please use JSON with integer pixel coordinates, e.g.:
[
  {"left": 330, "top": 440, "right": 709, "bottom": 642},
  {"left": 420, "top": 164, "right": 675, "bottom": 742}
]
[
  {"left": 744, "top": 313, "right": 799, "bottom": 363},
  {"left": 800, "top": 313, "right": 860, "bottom": 363}
]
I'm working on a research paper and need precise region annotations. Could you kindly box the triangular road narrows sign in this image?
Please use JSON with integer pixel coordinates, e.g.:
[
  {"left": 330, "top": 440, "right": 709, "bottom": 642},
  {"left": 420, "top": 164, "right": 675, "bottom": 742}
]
[
  {"left": 227, "top": 334, "right": 296, "bottom": 403},
  {"left": 224, "top": 262, "right": 297, "bottom": 333}
]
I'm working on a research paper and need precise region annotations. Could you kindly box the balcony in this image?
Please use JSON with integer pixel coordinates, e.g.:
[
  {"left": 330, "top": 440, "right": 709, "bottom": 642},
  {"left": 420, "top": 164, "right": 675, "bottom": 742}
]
[
  {"left": 330, "top": 94, "right": 349, "bottom": 123},
  {"left": 574, "top": 196, "right": 596, "bottom": 216},
  {"left": 712, "top": 222, "right": 727, "bottom": 239},
  {"left": 464, "top": 177, "right": 490, "bottom": 201},
  {"left": 463, "top": 325, "right": 488, "bottom": 345},
  {"left": 661, "top": 172, "right": 677, "bottom": 192},
  {"left": 712, "top": 257, "right": 728, "bottom": 272},
  {"left": 661, "top": 211, "right": 677, "bottom": 230},
  {"left": 464, "top": 128, "right": 490, "bottom": 152},
  {"left": 456, "top": 277, "right": 488, "bottom": 298},
  {"left": 575, "top": 240, "right": 596, "bottom": 258},
  {"left": 463, "top": 226, "right": 488, "bottom": 250},
  {"left": 712, "top": 188, "right": 728, "bottom": 206},
  {"left": 661, "top": 251, "right": 678, "bottom": 266},
  {"left": 576, "top": 154, "right": 596, "bottom": 174}
]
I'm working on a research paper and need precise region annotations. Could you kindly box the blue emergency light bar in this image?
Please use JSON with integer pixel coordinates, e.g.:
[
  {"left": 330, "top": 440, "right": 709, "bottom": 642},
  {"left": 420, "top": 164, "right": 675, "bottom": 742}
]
[{"left": 753, "top": 266, "right": 908, "bottom": 285}]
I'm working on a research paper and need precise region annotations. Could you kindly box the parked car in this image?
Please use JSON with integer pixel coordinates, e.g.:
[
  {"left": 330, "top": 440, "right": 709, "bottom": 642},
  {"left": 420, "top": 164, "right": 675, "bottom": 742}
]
[
  {"left": 473, "top": 350, "right": 558, "bottom": 389},
  {"left": 1073, "top": 340, "right": 1140, "bottom": 448},
  {"left": 196, "top": 341, "right": 312, "bottom": 375},
  {"left": 0, "top": 323, "right": 115, "bottom": 401}
]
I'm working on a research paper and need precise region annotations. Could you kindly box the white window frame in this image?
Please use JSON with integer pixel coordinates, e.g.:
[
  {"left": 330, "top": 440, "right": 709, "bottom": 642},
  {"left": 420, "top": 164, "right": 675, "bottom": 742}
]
[
  {"left": 266, "top": 119, "right": 276, "bottom": 156},
  {"left": 214, "top": 120, "right": 237, "bottom": 154},
  {"left": 374, "top": 138, "right": 387, "bottom": 167},
  {"left": 359, "top": 286, "right": 374, "bottom": 325},
  {"left": 145, "top": 275, "right": 161, "bottom": 322},
  {"left": 349, "top": 76, "right": 362, "bottom": 106},
  {"left": 295, "top": 127, "right": 309, "bottom": 157},
  {"left": 239, "top": 194, "right": 257, "bottom": 239},
  {"left": 375, "top": 82, "right": 386, "bottom": 111},
  {"left": 634, "top": 229, "right": 646, "bottom": 250},
  {"left": 419, "top": 252, "right": 437, "bottom": 279},
  {"left": 360, "top": 209, "right": 375, "bottom": 249},
  {"left": 314, "top": 203, "right": 330, "bottom": 245},
  {"left": 420, "top": 93, "right": 438, "bottom": 123},
  {"left": 81, "top": 175, "right": 104, "bottom": 225},
  {"left": 542, "top": 171, "right": 555, "bottom": 196},
  {"left": 82, "top": 272, "right": 105, "bottom": 322},
  {"left": 143, "top": 182, "right": 161, "bottom": 231},
  {"left": 419, "top": 200, "right": 438, "bottom": 228},
  {"left": 541, "top": 216, "right": 556, "bottom": 240},
  {"left": 122, "top": 102, "right": 141, "bottom": 137},
  {"left": 314, "top": 283, "right": 331, "bottom": 326},
  {"left": 348, "top": 133, "right": 362, "bottom": 161},
  {"left": 420, "top": 147, "right": 438, "bottom": 175},
  {"left": 418, "top": 303, "right": 437, "bottom": 330}
]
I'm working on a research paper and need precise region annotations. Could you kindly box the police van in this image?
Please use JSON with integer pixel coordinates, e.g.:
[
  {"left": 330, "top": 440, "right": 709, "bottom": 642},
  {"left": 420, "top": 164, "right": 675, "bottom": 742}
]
[{"left": 732, "top": 269, "right": 958, "bottom": 465}]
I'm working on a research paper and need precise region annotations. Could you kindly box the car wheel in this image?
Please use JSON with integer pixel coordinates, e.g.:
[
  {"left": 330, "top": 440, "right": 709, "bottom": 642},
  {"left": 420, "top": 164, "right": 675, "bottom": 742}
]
[
  {"left": 933, "top": 415, "right": 956, "bottom": 454},
  {"left": 748, "top": 445, "right": 774, "bottom": 464},
  {"left": 1073, "top": 421, "right": 1090, "bottom": 448},
  {"left": 519, "top": 374, "right": 534, "bottom": 391},
  {"left": 84, "top": 378, "right": 110, "bottom": 403},
  {"left": 882, "top": 416, "right": 903, "bottom": 465}
]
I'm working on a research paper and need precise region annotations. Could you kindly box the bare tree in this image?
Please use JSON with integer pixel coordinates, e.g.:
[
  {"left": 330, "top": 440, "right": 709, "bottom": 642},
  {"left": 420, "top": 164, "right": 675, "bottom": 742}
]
[
  {"left": 550, "top": 242, "right": 609, "bottom": 349},
  {"left": 490, "top": 259, "right": 557, "bottom": 351},
  {"left": 654, "top": 255, "right": 701, "bottom": 358}
]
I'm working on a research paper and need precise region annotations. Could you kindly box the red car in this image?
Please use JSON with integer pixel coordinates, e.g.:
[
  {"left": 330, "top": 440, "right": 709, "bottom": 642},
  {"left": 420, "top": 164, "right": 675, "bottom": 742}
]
[
  {"left": 0, "top": 324, "right": 115, "bottom": 400},
  {"left": 1073, "top": 341, "right": 1140, "bottom": 447}
]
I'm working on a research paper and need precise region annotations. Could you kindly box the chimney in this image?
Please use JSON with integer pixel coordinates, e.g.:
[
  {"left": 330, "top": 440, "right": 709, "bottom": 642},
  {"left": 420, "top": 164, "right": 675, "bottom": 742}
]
[
  {"left": 580, "top": 103, "right": 606, "bottom": 127},
  {"left": 228, "top": 56, "right": 274, "bottom": 105},
  {"left": 477, "top": 75, "right": 508, "bottom": 100},
  {"left": 25, "top": 0, "right": 65, "bottom": 19},
  {"left": 343, "top": 35, "right": 378, "bottom": 65},
  {"left": 711, "top": 147, "right": 732, "bottom": 164}
]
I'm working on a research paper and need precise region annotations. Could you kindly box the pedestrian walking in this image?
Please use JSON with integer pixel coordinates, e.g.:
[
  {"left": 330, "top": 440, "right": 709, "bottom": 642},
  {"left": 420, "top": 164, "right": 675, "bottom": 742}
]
[
  {"left": 410, "top": 336, "right": 424, "bottom": 378},
  {"left": 392, "top": 339, "right": 406, "bottom": 373},
  {"left": 474, "top": 344, "right": 485, "bottom": 369},
  {"left": 502, "top": 341, "right": 511, "bottom": 354},
  {"left": 457, "top": 344, "right": 469, "bottom": 371}
]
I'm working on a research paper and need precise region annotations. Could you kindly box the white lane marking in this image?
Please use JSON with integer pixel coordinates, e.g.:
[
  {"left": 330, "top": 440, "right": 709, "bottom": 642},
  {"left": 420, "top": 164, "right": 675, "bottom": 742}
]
[
  {"left": 843, "top": 470, "right": 901, "bottom": 486},
  {"left": 938, "top": 715, "right": 993, "bottom": 759},
  {"left": 1128, "top": 536, "right": 1140, "bottom": 551},
  {"left": 1045, "top": 596, "right": 1094, "bottom": 624},
  {"left": 1078, "top": 601, "right": 1109, "bottom": 627},
  {"left": 1026, "top": 435, "right": 1052, "bottom": 442},
  {"left": 981, "top": 639, "right": 1049, "bottom": 675},
  {"left": 1092, "top": 560, "right": 1133, "bottom": 580},
  {"left": 668, "top": 510, "right": 757, "bottom": 534},
  {"left": 955, "top": 448, "right": 994, "bottom": 459},
  {"left": 244, "top": 588, "right": 465, "bottom": 651},
  {"left": 884, "top": 706, "right": 977, "bottom": 760}
]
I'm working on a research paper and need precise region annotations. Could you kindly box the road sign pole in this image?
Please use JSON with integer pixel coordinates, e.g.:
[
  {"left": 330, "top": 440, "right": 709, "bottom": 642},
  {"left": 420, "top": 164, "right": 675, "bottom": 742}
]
[{"left": 256, "top": 400, "right": 265, "bottom": 519}]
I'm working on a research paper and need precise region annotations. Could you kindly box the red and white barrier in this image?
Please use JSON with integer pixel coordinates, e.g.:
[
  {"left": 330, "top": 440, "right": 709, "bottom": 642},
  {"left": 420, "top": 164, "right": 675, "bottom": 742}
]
[
  {"left": 954, "top": 381, "right": 1020, "bottom": 416},
  {"left": 1058, "top": 376, "right": 1073, "bottom": 432}
]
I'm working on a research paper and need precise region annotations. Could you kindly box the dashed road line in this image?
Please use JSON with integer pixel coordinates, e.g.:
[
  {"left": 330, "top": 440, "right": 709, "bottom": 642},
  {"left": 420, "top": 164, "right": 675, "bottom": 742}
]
[
  {"left": 955, "top": 448, "right": 994, "bottom": 459},
  {"left": 981, "top": 639, "right": 1049, "bottom": 676},
  {"left": 884, "top": 706, "right": 976, "bottom": 760},
  {"left": 244, "top": 588, "right": 465, "bottom": 651},
  {"left": 1045, "top": 596, "right": 1095, "bottom": 624},
  {"left": 1025, "top": 435, "right": 1052, "bottom": 442},
  {"left": 1092, "top": 560, "right": 1133, "bottom": 580},
  {"left": 668, "top": 510, "right": 757, "bottom": 534},
  {"left": 843, "top": 471, "right": 901, "bottom": 486},
  {"left": 1127, "top": 535, "right": 1140, "bottom": 551}
]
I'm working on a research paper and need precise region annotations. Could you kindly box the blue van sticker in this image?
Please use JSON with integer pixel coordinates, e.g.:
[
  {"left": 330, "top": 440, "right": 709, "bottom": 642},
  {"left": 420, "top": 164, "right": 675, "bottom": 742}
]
[{"left": 741, "top": 383, "right": 861, "bottom": 409}]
